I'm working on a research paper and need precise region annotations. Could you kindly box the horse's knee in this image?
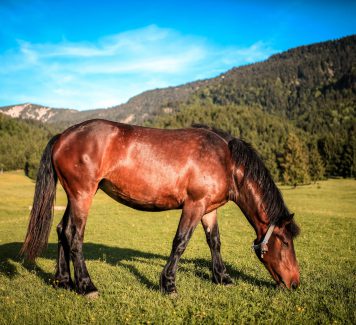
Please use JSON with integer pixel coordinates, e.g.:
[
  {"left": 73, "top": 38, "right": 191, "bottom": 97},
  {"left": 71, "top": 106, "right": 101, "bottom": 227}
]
[
  {"left": 205, "top": 226, "right": 221, "bottom": 249},
  {"left": 62, "top": 223, "right": 72, "bottom": 244},
  {"left": 57, "top": 222, "right": 69, "bottom": 246}
]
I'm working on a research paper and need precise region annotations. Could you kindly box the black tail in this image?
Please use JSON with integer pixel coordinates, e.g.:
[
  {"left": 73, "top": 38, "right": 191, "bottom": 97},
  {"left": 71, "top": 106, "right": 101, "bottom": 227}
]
[{"left": 20, "top": 134, "right": 60, "bottom": 261}]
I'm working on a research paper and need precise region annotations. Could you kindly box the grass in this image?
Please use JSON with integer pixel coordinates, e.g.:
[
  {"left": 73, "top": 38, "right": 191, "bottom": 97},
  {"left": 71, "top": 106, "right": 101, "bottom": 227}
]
[{"left": 0, "top": 170, "right": 355, "bottom": 324}]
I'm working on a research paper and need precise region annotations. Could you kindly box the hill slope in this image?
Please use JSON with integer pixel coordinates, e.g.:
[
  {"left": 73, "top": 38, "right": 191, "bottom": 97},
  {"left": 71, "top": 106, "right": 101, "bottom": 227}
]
[
  {"left": 0, "top": 80, "right": 208, "bottom": 127},
  {"left": 193, "top": 35, "right": 356, "bottom": 134},
  {"left": 1, "top": 35, "right": 354, "bottom": 129}
]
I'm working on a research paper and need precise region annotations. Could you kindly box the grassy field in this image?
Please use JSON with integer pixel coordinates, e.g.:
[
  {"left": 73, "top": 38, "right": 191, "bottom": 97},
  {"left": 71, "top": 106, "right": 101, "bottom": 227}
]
[{"left": 0, "top": 171, "right": 355, "bottom": 324}]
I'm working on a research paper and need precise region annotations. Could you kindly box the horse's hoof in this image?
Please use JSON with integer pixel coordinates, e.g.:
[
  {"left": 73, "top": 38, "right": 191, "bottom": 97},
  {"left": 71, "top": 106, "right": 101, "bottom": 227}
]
[
  {"left": 223, "top": 277, "right": 234, "bottom": 287},
  {"left": 224, "top": 281, "right": 234, "bottom": 287},
  {"left": 84, "top": 291, "right": 99, "bottom": 299},
  {"left": 160, "top": 286, "right": 178, "bottom": 298},
  {"left": 53, "top": 279, "right": 74, "bottom": 291},
  {"left": 213, "top": 274, "right": 234, "bottom": 286},
  {"left": 168, "top": 291, "right": 178, "bottom": 299}
]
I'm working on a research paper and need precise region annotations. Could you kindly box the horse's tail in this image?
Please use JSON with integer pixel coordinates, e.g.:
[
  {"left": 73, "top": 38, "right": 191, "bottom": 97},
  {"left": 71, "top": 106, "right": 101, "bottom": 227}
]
[{"left": 20, "top": 134, "right": 60, "bottom": 261}]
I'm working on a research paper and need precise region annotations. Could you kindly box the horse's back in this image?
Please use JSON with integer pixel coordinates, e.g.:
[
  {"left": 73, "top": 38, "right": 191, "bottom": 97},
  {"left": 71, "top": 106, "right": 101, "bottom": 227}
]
[{"left": 52, "top": 119, "right": 233, "bottom": 211}]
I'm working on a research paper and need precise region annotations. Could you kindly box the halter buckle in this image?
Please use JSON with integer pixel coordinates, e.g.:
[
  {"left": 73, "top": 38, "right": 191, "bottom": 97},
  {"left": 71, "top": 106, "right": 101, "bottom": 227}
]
[{"left": 252, "top": 224, "right": 275, "bottom": 258}]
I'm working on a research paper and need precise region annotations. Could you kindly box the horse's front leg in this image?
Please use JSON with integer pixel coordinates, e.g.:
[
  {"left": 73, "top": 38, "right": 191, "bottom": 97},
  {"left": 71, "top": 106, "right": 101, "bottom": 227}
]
[
  {"left": 160, "top": 200, "right": 204, "bottom": 296},
  {"left": 201, "top": 210, "right": 233, "bottom": 286}
]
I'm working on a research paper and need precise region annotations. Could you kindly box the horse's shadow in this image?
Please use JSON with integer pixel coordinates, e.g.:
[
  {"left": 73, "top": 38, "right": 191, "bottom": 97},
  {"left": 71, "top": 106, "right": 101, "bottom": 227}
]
[{"left": 0, "top": 242, "right": 274, "bottom": 291}]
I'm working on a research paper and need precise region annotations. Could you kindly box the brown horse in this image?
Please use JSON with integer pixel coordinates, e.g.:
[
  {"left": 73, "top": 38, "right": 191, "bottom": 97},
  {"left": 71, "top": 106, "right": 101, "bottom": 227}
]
[{"left": 21, "top": 120, "right": 300, "bottom": 297}]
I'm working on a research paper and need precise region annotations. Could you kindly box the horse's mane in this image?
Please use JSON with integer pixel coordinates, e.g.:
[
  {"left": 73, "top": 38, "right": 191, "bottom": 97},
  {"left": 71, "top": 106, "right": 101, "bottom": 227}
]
[
  {"left": 192, "top": 124, "right": 234, "bottom": 142},
  {"left": 192, "top": 124, "right": 300, "bottom": 237}
]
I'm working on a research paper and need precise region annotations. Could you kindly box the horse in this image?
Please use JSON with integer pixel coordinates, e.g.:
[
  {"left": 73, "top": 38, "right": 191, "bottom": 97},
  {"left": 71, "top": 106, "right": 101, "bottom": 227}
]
[{"left": 21, "top": 120, "right": 300, "bottom": 298}]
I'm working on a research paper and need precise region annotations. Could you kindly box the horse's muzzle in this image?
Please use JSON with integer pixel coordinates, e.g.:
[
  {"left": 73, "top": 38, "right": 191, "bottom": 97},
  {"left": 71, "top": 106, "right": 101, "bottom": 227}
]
[{"left": 291, "top": 280, "right": 299, "bottom": 290}]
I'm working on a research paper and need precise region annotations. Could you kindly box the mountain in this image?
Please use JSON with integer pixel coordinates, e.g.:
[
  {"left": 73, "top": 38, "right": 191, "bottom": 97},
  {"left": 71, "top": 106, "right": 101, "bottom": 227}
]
[
  {"left": 1, "top": 35, "right": 354, "bottom": 130},
  {"left": 191, "top": 35, "right": 356, "bottom": 135},
  {"left": 0, "top": 80, "right": 209, "bottom": 127},
  {"left": 0, "top": 103, "right": 76, "bottom": 123}
]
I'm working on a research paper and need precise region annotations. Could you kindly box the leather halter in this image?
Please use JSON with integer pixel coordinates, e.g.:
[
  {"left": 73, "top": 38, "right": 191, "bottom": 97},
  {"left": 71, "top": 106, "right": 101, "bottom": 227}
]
[{"left": 252, "top": 224, "right": 275, "bottom": 258}]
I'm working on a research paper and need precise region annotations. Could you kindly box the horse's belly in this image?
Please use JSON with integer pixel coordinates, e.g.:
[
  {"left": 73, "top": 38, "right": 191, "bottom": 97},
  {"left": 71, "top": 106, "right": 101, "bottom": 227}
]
[{"left": 99, "top": 179, "right": 183, "bottom": 212}]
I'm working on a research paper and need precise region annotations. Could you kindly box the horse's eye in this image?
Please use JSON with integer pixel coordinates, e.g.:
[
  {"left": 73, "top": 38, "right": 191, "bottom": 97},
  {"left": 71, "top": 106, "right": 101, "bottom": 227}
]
[{"left": 282, "top": 241, "right": 289, "bottom": 248}]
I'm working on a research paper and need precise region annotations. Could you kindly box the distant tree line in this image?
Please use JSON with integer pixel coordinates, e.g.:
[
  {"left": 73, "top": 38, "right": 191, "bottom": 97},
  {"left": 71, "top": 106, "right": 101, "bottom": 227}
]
[
  {"left": 0, "top": 115, "right": 58, "bottom": 179},
  {"left": 148, "top": 102, "right": 331, "bottom": 185}
]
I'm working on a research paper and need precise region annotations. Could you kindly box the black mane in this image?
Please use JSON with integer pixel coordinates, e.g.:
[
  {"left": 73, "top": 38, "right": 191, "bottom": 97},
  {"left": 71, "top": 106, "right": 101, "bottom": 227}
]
[
  {"left": 192, "top": 124, "right": 299, "bottom": 237},
  {"left": 192, "top": 124, "right": 234, "bottom": 142}
]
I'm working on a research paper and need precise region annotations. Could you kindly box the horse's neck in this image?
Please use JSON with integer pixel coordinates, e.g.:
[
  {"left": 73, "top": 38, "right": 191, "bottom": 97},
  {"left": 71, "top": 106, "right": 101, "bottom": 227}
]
[{"left": 233, "top": 179, "right": 269, "bottom": 240}]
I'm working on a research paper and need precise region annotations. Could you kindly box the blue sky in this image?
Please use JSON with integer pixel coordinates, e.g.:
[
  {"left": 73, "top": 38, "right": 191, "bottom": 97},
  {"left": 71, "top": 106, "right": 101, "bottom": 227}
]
[{"left": 0, "top": 0, "right": 355, "bottom": 110}]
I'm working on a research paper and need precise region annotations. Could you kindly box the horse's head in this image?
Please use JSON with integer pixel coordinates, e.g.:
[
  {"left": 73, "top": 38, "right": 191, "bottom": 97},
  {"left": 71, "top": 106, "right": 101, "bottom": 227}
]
[{"left": 253, "top": 214, "right": 300, "bottom": 289}]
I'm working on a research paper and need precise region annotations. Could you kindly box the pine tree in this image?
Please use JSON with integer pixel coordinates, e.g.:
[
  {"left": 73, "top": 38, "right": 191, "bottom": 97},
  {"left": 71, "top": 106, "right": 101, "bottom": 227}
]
[
  {"left": 309, "top": 144, "right": 325, "bottom": 182},
  {"left": 339, "top": 143, "right": 354, "bottom": 177},
  {"left": 280, "top": 133, "right": 311, "bottom": 186}
]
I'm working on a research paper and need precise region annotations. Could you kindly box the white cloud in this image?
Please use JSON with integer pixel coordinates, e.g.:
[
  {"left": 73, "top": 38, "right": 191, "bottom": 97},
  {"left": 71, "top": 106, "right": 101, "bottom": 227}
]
[{"left": 0, "top": 25, "right": 277, "bottom": 109}]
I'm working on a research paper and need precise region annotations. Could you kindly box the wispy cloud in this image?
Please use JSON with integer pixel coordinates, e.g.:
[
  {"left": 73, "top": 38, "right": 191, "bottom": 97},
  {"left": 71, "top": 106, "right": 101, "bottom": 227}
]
[{"left": 0, "top": 25, "right": 277, "bottom": 109}]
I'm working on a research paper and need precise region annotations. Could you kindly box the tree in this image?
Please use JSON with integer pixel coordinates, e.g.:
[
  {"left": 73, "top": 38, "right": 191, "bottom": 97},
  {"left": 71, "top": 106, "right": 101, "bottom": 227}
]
[
  {"left": 339, "top": 143, "right": 354, "bottom": 178},
  {"left": 280, "top": 133, "right": 310, "bottom": 186},
  {"left": 309, "top": 144, "right": 325, "bottom": 182}
]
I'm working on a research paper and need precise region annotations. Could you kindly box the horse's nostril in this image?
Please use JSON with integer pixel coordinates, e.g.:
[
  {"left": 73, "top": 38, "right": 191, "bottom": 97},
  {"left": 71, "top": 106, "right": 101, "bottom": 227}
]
[{"left": 291, "top": 281, "right": 299, "bottom": 290}]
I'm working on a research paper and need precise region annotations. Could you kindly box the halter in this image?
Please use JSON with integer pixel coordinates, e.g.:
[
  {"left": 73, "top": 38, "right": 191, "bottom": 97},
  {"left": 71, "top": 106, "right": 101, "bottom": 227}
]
[{"left": 252, "top": 224, "right": 275, "bottom": 258}]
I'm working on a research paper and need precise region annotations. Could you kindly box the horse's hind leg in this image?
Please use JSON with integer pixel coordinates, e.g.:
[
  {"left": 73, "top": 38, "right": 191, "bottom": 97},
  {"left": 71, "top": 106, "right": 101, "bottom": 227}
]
[
  {"left": 54, "top": 205, "right": 74, "bottom": 290},
  {"left": 201, "top": 210, "right": 233, "bottom": 285},
  {"left": 64, "top": 193, "right": 98, "bottom": 297},
  {"left": 160, "top": 200, "right": 205, "bottom": 295}
]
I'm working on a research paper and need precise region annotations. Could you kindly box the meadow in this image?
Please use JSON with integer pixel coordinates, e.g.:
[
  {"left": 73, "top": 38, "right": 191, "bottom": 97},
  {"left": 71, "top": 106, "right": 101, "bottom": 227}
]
[{"left": 0, "top": 171, "right": 355, "bottom": 324}]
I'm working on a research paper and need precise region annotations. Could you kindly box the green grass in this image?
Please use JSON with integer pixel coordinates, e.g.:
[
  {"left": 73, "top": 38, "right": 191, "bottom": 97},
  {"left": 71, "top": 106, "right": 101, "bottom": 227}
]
[{"left": 0, "top": 171, "right": 355, "bottom": 324}]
